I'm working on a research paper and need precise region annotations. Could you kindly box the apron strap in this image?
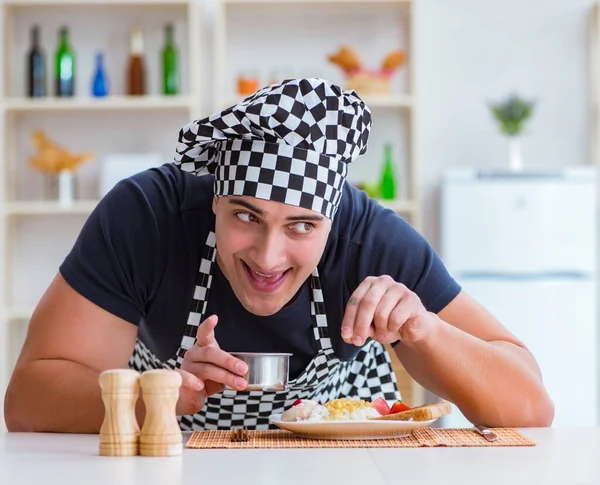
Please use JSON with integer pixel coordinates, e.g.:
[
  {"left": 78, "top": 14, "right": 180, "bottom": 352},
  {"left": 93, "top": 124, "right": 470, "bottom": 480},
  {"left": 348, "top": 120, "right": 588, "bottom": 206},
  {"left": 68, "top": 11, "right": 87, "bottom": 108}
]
[
  {"left": 179, "top": 231, "right": 217, "bottom": 351},
  {"left": 309, "top": 268, "right": 336, "bottom": 357}
]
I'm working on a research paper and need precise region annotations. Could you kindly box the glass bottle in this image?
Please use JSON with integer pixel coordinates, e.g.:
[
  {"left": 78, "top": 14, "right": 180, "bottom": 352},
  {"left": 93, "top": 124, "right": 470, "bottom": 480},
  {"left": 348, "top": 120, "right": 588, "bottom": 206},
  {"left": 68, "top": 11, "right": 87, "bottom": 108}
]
[
  {"left": 27, "top": 25, "right": 46, "bottom": 97},
  {"left": 379, "top": 144, "right": 396, "bottom": 200},
  {"left": 55, "top": 26, "right": 75, "bottom": 97},
  {"left": 127, "top": 27, "right": 146, "bottom": 96},
  {"left": 91, "top": 52, "right": 109, "bottom": 97},
  {"left": 161, "top": 24, "right": 179, "bottom": 95}
]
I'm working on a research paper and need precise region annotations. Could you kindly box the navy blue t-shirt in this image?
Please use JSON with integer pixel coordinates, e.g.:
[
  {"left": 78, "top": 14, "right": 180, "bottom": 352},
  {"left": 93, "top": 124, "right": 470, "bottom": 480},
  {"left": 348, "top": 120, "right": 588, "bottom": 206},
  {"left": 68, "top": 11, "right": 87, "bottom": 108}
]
[{"left": 59, "top": 163, "right": 461, "bottom": 379}]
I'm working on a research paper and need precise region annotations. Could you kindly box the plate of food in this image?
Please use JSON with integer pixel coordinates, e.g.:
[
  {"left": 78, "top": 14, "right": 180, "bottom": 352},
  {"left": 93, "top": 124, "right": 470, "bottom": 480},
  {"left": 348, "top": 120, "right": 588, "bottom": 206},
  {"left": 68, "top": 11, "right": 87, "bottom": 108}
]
[{"left": 269, "top": 397, "right": 451, "bottom": 440}]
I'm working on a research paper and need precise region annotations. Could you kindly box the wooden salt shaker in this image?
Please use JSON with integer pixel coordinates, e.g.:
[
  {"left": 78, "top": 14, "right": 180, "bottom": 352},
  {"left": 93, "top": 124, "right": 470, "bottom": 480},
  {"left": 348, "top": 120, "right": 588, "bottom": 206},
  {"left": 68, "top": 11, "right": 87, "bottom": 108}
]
[
  {"left": 99, "top": 369, "right": 141, "bottom": 456},
  {"left": 139, "top": 369, "right": 183, "bottom": 457}
]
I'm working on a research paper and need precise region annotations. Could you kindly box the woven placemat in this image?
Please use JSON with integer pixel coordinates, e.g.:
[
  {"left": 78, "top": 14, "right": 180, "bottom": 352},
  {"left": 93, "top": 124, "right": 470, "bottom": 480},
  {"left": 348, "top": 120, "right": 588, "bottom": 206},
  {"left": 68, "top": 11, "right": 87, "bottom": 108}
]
[{"left": 186, "top": 428, "right": 535, "bottom": 449}]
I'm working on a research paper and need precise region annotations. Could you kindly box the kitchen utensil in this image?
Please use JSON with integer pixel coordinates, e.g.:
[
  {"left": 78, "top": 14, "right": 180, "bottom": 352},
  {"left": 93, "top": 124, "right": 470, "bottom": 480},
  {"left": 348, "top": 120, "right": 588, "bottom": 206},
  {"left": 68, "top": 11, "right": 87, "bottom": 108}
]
[
  {"left": 230, "top": 352, "right": 292, "bottom": 391},
  {"left": 472, "top": 424, "right": 498, "bottom": 442}
]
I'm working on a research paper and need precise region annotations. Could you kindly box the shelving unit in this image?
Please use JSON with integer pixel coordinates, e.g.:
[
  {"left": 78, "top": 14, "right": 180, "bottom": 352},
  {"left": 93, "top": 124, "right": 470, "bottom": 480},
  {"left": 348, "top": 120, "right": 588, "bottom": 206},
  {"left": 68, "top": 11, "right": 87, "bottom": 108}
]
[
  {"left": 0, "top": 0, "right": 425, "bottom": 433},
  {"left": 0, "top": 0, "right": 202, "bottom": 431},
  {"left": 215, "top": 0, "right": 420, "bottom": 220},
  {"left": 214, "top": 0, "right": 423, "bottom": 406}
]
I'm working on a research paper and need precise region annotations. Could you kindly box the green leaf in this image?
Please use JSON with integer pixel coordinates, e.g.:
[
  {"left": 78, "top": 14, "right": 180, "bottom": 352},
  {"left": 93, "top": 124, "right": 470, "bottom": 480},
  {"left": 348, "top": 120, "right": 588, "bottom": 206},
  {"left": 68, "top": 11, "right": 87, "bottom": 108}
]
[{"left": 488, "top": 93, "right": 536, "bottom": 136}]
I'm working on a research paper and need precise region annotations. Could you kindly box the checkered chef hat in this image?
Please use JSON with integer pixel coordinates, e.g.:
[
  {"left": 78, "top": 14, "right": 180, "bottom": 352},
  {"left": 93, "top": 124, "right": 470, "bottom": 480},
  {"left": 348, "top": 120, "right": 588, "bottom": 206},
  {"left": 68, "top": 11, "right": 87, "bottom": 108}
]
[{"left": 173, "top": 78, "right": 372, "bottom": 220}]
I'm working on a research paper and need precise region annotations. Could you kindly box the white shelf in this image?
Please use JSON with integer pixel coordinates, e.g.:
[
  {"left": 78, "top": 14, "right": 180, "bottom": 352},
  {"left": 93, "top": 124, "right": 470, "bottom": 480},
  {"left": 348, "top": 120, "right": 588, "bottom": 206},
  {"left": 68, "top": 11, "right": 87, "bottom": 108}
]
[
  {"left": 363, "top": 95, "right": 413, "bottom": 109},
  {"left": 5, "top": 306, "right": 34, "bottom": 321},
  {"left": 223, "top": 94, "right": 412, "bottom": 110},
  {"left": 376, "top": 198, "right": 416, "bottom": 213},
  {"left": 5, "top": 200, "right": 99, "bottom": 216},
  {"left": 2, "top": 96, "right": 193, "bottom": 113},
  {"left": 224, "top": 0, "right": 410, "bottom": 5},
  {"left": 4, "top": 0, "right": 190, "bottom": 7}
]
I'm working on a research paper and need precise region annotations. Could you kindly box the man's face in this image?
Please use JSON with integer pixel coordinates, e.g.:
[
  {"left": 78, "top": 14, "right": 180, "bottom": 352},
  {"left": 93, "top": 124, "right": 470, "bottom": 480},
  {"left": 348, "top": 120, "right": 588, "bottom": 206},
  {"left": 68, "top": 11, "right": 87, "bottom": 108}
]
[{"left": 212, "top": 195, "right": 332, "bottom": 316}]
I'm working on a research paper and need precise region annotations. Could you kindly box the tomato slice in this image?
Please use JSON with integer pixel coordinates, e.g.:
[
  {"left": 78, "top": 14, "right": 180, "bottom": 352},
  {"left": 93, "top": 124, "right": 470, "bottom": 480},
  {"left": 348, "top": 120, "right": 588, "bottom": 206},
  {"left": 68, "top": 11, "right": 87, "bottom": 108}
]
[
  {"left": 371, "top": 397, "right": 391, "bottom": 415},
  {"left": 390, "top": 401, "right": 411, "bottom": 414}
]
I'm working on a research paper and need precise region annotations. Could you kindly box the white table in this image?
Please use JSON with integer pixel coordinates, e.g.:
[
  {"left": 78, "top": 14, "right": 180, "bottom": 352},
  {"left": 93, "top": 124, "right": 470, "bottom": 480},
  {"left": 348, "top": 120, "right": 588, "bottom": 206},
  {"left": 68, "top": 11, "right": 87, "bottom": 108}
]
[{"left": 1, "top": 428, "right": 599, "bottom": 485}]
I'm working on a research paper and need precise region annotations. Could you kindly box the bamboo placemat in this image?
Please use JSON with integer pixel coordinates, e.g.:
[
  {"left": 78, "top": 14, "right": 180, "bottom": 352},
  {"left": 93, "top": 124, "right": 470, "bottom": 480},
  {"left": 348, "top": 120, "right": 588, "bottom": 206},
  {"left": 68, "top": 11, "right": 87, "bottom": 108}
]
[{"left": 186, "top": 428, "right": 535, "bottom": 449}]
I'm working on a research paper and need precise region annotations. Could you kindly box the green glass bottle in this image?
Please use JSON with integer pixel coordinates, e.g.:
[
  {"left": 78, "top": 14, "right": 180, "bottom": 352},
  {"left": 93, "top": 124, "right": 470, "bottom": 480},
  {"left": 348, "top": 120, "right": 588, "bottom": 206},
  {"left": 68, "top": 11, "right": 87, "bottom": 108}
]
[
  {"left": 379, "top": 144, "right": 396, "bottom": 200},
  {"left": 55, "top": 26, "right": 75, "bottom": 97},
  {"left": 162, "top": 24, "right": 179, "bottom": 95}
]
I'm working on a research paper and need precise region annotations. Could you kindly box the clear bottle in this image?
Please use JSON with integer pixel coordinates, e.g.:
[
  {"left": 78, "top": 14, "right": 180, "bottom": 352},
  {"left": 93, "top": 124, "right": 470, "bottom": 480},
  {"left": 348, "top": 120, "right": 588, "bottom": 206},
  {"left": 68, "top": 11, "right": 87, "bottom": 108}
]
[
  {"left": 27, "top": 25, "right": 46, "bottom": 97},
  {"left": 161, "top": 24, "right": 179, "bottom": 95},
  {"left": 55, "top": 26, "right": 75, "bottom": 97},
  {"left": 379, "top": 144, "right": 396, "bottom": 200},
  {"left": 91, "top": 52, "right": 109, "bottom": 97},
  {"left": 127, "top": 27, "right": 146, "bottom": 96}
]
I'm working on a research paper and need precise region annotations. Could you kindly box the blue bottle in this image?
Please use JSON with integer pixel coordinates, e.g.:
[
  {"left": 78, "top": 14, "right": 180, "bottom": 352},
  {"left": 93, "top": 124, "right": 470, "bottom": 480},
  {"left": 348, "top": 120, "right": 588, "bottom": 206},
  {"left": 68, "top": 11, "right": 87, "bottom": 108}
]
[{"left": 91, "top": 52, "right": 108, "bottom": 97}]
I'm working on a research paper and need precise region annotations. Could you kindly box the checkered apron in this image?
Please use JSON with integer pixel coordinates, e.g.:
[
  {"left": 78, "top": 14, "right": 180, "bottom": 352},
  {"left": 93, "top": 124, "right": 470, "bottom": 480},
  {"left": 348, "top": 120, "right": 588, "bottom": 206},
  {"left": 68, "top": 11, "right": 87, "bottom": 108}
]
[{"left": 129, "top": 231, "right": 400, "bottom": 430}]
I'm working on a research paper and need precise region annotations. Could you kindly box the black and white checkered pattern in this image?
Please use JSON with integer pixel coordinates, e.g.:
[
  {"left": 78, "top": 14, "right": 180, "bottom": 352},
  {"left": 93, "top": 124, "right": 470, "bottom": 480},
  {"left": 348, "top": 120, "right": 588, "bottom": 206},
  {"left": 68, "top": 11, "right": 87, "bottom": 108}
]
[
  {"left": 173, "top": 78, "right": 372, "bottom": 220},
  {"left": 129, "top": 231, "right": 400, "bottom": 431}
]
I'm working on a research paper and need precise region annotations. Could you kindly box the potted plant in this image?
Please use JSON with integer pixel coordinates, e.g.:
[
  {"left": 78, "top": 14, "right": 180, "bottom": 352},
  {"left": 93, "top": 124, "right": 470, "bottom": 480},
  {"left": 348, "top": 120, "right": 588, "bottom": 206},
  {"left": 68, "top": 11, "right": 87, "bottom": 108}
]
[{"left": 489, "top": 93, "right": 536, "bottom": 171}]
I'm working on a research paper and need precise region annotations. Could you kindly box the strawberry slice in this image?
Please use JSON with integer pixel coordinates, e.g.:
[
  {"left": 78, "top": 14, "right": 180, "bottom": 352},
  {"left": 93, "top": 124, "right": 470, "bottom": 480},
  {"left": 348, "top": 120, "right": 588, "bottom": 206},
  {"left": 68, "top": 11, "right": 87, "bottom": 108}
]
[
  {"left": 292, "top": 399, "right": 303, "bottom": 407},
  {"left": 390, "top": 401, "right": 411, "bottom": 414},
  {"left": 370, "top": 397, "right": 391, "bottom": 415}
]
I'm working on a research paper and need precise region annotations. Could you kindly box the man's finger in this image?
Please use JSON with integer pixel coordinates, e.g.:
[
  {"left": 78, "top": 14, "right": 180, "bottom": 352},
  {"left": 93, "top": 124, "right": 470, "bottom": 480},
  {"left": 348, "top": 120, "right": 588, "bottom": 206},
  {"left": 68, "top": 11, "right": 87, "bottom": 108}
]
[
  {"left": 351, "top": 284, "right": 389, "bottom": 346},
  {"left": 185, "top": 345, "right": 248, "bottom": 377},
  {"left": 341, "top": 281, "right": 373, "bottom": 343},
  {"left": 388, "top": 295, "right": 419, "bottom": 335},
  {"left": 195, "top": 315, "right": 219, "bottom": 347},
  {"left": 372, "top": 286, "right": 404, "bottom": 339},
  {"left": 186, "top": 362, "right": 248, "bottom": 392},
  {"left": 176, "top": 368, "right": 205, "bottom": 391}
]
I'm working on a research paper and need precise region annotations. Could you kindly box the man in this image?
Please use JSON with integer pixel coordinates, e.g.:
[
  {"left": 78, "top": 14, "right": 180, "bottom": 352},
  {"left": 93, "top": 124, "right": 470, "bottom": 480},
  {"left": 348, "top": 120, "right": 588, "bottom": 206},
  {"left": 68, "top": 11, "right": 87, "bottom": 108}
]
[{"left": 4, "top": 78, "right": 554, "bottom": 432}]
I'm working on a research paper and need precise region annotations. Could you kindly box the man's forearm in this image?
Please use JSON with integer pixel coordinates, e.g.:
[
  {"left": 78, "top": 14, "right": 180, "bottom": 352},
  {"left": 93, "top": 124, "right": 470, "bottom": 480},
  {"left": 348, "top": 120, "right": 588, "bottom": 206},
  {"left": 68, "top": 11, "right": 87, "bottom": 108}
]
[
  {"left": 4, "top": 359, "right": 145, "bottom": 433},
  {"left": 396, "top": 316, "right": 555, "bottom": 427}
]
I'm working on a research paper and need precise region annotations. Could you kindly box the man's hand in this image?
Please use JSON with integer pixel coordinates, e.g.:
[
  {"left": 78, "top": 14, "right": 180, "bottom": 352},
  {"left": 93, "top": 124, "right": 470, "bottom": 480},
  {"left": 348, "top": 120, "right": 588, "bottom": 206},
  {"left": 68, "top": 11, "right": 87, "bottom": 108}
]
[
  {"left": 341, "top": 275, "right": 439, "bottom": 348},
  {"left": 176, "top": 315, "right": 249, "bottom": 415}
]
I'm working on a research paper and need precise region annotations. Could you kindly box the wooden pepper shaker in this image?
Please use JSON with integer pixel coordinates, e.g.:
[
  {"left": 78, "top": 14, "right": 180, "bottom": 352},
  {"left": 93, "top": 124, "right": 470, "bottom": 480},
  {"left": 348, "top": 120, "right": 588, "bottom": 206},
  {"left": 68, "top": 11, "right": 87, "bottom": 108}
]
[
  {"left": 139, "top": 369, "right": 183, "bottom": 456},
  {"left": 99, "top": 369, "right": 141, "bottom": 456}
]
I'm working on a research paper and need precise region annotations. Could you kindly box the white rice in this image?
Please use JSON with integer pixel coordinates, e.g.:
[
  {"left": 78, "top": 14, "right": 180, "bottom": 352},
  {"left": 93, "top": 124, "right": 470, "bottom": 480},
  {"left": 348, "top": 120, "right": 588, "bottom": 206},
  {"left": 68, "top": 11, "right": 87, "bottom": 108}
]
[
  {"left": 325, "top": 407, "right": 381, "bottom": 421},
  {"left": 284, "top": 399, "right": 383, "bottom": 423},
  {"left": 302, "top": 405, "right": 331, "bottom": 422}
]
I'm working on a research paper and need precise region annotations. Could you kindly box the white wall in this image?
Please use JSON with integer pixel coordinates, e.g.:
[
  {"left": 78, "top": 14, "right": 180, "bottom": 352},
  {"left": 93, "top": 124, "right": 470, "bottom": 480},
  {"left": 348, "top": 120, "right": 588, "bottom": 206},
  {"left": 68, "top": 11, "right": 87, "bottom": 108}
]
[{"left": 417, "top": 0, "right": 595, "bottom": 245}]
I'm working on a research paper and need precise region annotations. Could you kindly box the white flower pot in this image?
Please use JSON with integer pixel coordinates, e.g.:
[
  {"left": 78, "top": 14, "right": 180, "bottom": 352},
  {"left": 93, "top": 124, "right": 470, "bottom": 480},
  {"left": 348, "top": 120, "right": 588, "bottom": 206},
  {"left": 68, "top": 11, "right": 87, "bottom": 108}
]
[{"left": 508, "top": 137, "right": 523, "bottom": 172}]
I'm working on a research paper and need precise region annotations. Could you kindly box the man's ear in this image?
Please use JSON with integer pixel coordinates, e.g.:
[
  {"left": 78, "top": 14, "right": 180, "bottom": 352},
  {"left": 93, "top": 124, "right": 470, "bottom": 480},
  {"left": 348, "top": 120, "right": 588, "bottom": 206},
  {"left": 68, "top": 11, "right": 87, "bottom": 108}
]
[{"left": 212, "top": 196, "right": 218, "bottom": 215}]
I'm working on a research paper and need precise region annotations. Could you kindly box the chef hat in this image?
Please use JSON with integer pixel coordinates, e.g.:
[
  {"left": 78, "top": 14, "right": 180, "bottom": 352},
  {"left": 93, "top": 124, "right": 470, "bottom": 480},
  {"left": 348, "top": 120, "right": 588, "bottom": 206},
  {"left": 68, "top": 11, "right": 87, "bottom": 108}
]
[{"left": 173, "top": 78, "right": 372, "bottom": 220}]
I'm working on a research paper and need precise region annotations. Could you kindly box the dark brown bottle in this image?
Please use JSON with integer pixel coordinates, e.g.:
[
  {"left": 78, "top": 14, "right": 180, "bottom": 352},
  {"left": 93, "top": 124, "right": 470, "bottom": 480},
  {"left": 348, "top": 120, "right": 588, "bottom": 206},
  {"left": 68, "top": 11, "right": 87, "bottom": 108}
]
[
  {"left": 27, "top": 25, "right": 46, "bottom": 97},
  {"left": 127, "top": 27, "right": 145, "bottom": 95}
]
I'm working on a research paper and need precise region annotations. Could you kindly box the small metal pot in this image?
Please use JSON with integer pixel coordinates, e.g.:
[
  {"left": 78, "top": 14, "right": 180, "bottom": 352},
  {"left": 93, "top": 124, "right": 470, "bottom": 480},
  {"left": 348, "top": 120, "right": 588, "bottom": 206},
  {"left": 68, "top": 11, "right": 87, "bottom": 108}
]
[{"left": 230, "top": 352, "right": 292, "bottom": 392}]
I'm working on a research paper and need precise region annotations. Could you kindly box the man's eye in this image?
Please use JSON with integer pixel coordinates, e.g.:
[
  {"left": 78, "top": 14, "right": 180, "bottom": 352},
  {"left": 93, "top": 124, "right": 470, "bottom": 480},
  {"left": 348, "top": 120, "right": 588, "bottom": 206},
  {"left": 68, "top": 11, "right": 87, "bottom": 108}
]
[
  {"left": 292, "top": 222, "right": 314, "bottom": 234},
  {"left": 236, "top": 212, "right": 256, "bottom": 223}
]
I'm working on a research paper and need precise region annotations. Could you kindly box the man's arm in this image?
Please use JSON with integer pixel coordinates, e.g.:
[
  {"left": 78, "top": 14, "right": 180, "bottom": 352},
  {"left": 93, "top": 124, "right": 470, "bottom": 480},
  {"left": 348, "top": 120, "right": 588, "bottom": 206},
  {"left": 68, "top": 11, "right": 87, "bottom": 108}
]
[
  {"left": 393, "top": 291, "right": 554, "bottom": 427},
  {"left": 4, "top": 274, "right": 139, "bottom": 433}
]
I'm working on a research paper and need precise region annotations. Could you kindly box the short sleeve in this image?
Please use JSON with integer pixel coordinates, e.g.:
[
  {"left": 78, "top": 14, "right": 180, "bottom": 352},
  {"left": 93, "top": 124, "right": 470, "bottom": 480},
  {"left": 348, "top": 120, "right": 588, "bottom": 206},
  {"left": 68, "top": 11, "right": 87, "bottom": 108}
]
[
  {"left": 59, "top": 178, "right": 164, "bottom": 326},
  {"left": 352, "top": 204, "right": 461, "bottom": 314}
]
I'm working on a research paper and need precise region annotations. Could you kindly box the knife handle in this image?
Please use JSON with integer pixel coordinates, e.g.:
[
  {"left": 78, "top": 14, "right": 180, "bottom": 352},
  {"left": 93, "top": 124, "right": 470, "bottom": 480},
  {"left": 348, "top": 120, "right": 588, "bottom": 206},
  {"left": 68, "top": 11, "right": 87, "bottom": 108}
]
[{"left": 473, "top": 424, "right": 499, "bottom": 442}]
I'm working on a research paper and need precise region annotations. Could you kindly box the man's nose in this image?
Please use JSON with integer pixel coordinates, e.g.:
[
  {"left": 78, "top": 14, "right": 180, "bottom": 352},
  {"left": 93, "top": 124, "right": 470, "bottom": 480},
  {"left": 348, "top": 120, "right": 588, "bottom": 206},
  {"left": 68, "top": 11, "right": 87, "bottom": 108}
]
[{"left": 252, "top": 230, "right": 287, "bottom": 271}]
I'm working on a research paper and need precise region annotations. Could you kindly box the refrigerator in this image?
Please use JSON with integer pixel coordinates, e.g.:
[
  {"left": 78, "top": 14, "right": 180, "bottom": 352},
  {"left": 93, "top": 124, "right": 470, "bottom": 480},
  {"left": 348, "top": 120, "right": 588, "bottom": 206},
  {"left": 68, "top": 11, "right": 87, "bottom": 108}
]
[{"left": 439, "top": 167, "right": 598, "bottom": 428}]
